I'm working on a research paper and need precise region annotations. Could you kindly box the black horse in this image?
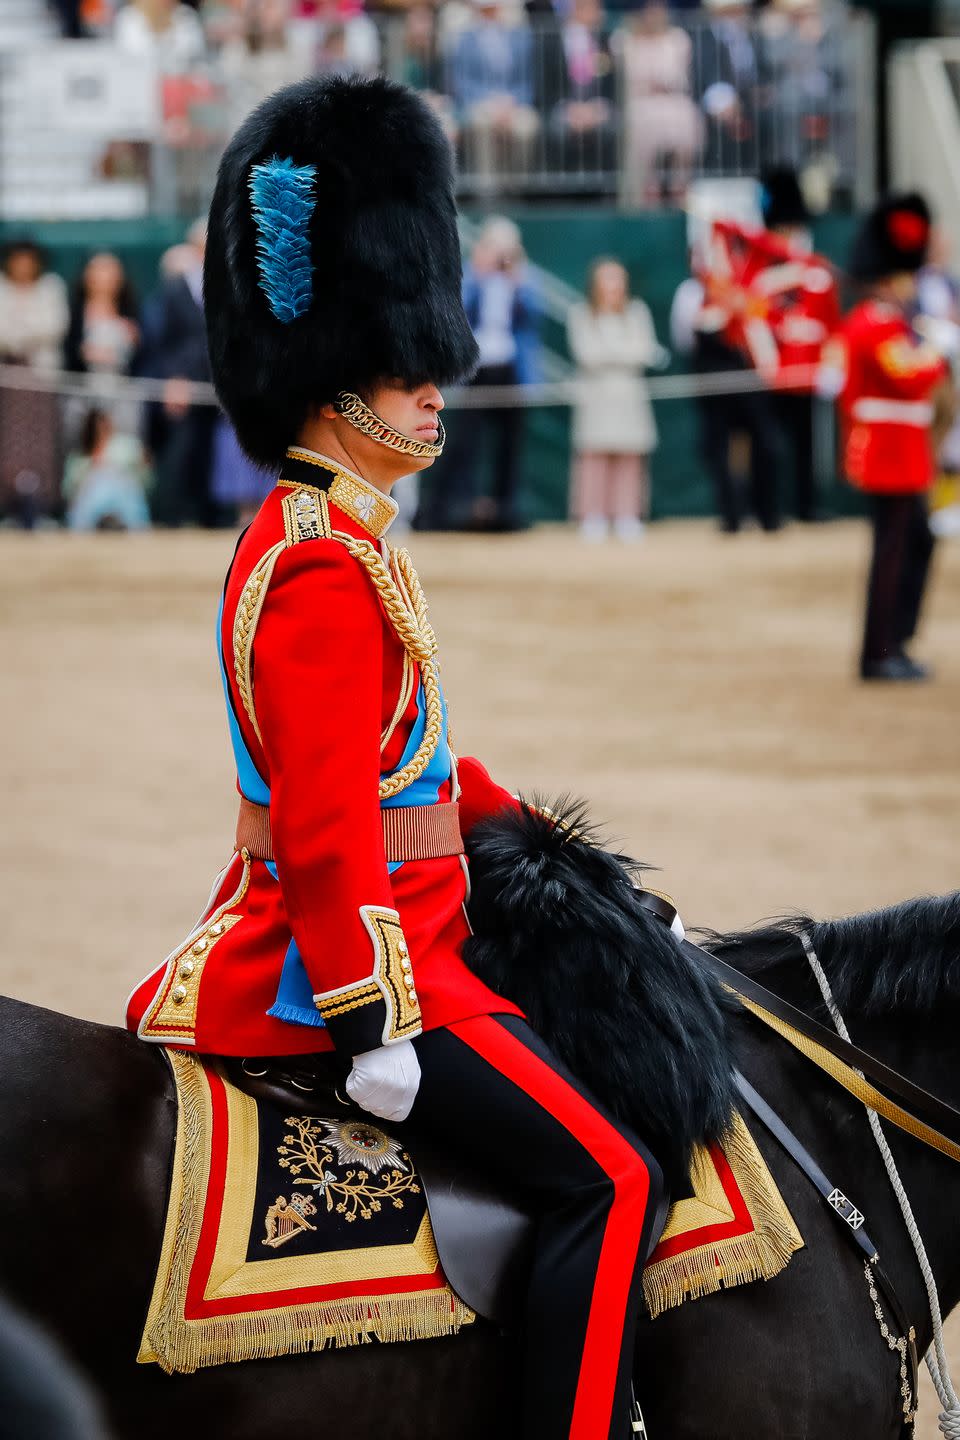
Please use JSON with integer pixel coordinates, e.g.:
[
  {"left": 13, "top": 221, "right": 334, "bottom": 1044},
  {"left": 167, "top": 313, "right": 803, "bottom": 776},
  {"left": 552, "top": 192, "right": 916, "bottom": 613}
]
[{"left": 1, "top": 893, "right": 959, "bottom": 1439}]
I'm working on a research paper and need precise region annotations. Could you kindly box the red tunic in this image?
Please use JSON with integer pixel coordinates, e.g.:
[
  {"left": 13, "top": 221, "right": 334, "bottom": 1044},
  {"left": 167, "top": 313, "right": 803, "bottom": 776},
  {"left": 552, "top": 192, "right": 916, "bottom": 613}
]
[
  {"left": 699, "top": 220, "right": 838, "bottom": 389},
  {"left": 761, "top": 252, "right": 839, "bottom": 392},
  {"left": 835, "top": 301, "right": 947, "bottom": 495},
  {"left": 126, "top": 452, "right": 522, "bottom": 1056}
]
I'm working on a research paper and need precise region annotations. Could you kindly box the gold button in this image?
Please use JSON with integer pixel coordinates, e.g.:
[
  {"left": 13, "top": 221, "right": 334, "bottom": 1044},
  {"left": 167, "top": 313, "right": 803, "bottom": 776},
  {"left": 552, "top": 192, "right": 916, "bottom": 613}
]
[
  {"left": 404, "top": 974, "right": 415, "bottom": 988},
  {"left": 193, "top": 938, "right": 208, "bottom": 955},
  {"left": 178, "top": 959, "right": 195, "bottom": 979},
  {"left": 408, "top": 990, "right": 418, "bottom": 1005},
  {"left": 398, "top": 943, "right": 408, "bottom": 958},
  {"left": 209, "top": 921, "right": 225, "bottom": 938},
  {"left": 171, "top": 984, "right": 188, "bottom": 1005}
]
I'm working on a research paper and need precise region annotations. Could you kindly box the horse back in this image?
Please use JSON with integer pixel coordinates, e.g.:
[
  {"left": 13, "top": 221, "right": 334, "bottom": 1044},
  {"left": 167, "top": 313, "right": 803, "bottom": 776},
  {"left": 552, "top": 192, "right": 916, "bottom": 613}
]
[{"left": 0, "top": 997, "right": 174, "bottom": 1387}]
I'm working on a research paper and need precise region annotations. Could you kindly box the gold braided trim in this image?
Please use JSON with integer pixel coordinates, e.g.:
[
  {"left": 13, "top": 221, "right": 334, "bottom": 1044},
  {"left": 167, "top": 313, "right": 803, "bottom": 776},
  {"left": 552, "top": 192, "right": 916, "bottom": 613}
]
[
  {"left": 315, "top": 981, "right": 382, "bottom": 1021},
  {"left": 642, "top": 1111, "right": 804, "bottom": 1319},
  {"left": 233, "top": 542, "right": 286, "bottom": 745},
  {"left": 140, "top": 855, "right": 252, "bottom": 1044},
  {"left": 280, "top": 456, "right": 396, "bottom": 541},
  {"left": 734, "top": 993, "right": 960, "bottom": 1165},
  {"left": 314, "top": 906, "right": 422, "bottom": 1043},
  {"left": 381, "top": 651, "right": 415, "bottom": 752},
  {"left": 360, "top": 904, "right": 423, "bottom": 1042},
  {"left": 335, "top": 391, "right": 446, "bottom": 460},
  {"left": 334, "top": 534, "right": 438, "bottom": 663},
  {"left": 378, "top": 656, "right": 444, "bottom": 803},
  {"left": 328, "top": 538, "right": 444, "bottom": 804}
]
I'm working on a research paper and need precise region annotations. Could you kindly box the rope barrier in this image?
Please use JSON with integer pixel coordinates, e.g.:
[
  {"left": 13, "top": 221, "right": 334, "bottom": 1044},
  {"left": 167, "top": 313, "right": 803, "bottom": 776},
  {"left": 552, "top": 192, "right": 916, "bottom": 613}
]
[{"left": 0, "top": 362, "right": 821, "bottom": 410}]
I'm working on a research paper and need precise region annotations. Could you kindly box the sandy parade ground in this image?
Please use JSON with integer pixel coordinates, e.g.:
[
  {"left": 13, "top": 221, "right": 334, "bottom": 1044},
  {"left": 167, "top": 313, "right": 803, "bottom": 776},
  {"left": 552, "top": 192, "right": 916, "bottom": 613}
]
[{"left": 2, "top": 518, "right": 959, "bottom": 1434}]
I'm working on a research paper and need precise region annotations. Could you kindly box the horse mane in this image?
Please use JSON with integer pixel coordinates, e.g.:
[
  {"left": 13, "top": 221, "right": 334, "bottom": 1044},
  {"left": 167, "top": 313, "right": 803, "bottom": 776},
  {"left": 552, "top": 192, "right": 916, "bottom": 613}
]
[{"left": 711, "top": 891, "right": 960, "bottom": 1018}]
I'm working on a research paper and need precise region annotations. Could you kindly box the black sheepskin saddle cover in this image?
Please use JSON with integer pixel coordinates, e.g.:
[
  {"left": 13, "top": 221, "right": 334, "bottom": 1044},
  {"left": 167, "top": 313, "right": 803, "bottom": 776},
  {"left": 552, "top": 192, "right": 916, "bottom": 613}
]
[{"left": 463, "top": 802, "right": 736, "bottom": 1187}]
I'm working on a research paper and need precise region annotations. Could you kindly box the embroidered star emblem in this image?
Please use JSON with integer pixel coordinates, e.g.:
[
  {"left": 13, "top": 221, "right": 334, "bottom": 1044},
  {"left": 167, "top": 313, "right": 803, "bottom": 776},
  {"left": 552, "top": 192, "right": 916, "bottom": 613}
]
[{"left": 354, "top": 493, "right": 376, "bottom": 522}]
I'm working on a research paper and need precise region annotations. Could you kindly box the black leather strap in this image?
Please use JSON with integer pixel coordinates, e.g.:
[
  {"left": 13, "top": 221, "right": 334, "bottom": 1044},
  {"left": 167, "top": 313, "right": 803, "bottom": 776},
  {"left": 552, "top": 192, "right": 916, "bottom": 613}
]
[
  {"left": 687, "top": 938, "right": 960, "bottom": 1151},
  {"left": 735, "top": 1071, "right": 919, "bottom": 1422}
]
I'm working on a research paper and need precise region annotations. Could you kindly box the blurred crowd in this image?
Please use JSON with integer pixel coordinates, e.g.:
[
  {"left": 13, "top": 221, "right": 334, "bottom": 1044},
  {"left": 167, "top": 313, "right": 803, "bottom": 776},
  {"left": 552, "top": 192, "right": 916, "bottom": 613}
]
[
  {"left": 41, "top": 0, "right": 856, "bottom": 205},
  {"left": 0, "top": 224, "right": 274, "bottom": 531},
  {"left": 4, "top": 172, "right": 960, "bottom": 546}
]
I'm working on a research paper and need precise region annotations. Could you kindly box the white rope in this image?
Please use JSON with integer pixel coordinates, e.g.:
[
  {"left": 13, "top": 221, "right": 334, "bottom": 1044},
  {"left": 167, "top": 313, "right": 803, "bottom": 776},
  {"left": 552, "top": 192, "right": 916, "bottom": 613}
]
[
  {"left": 0, "top": 361, "right": 820, "bottom": 410},
  {"left": 800, "top": 930, "right": 960, "bottom": 1439}
]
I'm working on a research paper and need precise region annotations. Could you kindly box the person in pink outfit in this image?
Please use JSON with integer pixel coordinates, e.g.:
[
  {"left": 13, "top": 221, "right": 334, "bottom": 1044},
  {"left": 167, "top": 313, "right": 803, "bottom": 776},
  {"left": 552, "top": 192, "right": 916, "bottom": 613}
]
[{"left": 615, "top": 0, "right": 702, "bottom": 207}]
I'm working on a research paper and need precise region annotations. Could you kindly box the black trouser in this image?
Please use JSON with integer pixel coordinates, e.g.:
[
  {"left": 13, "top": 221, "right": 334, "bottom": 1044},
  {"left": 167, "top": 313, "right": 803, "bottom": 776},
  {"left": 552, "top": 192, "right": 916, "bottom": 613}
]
[
  {"left": 419, "top": 362, "right": 524, "bottom": 529},
  {"left": 695, "top": 343, "right": 781, "bottom": 532},
  {"left": 861, "top": 494, "right": 935, "bottom": 669},
  {"left": 408, "top": 1015, "right": 666, "bottom": 1440},
  {"left": 772, "top": 390, "right": 817, "bottom": 522}
]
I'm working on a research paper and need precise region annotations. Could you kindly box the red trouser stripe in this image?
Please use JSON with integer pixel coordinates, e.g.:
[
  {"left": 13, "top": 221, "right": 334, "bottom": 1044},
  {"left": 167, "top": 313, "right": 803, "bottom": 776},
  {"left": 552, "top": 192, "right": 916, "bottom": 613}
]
[{"left": 449, "top": 1015, "right": 651, "bottom": 1440}]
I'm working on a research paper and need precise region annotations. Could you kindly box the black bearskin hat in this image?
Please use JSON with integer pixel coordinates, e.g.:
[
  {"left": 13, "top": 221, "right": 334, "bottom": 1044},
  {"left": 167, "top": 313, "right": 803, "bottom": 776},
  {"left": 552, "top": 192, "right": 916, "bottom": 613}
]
[
  {"left": 848, "top": 192, "right": 932, "bottom": 282},
  {"left": 760, "top": 167, "right": 809, "bottom": 230},
  {"left": 462, "top": 800, "right": 735, "bottom": 1187},
  {"left": 204, "top": 76, "right": 478, "bottom": 467}
]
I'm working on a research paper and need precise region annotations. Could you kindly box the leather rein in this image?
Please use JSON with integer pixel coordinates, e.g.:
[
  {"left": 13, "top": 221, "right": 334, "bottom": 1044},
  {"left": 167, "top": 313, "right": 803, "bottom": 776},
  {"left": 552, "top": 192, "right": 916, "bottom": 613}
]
[{"left": 681, "top": 932, "right": 960, "bottom": 1165}]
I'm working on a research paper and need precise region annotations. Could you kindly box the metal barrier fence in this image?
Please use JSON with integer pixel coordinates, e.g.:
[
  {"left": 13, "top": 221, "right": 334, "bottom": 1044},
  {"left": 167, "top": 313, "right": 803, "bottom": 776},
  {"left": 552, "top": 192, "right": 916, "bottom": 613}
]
[{"left": 0, "top": 8, "right": 875, "bottom": 221}]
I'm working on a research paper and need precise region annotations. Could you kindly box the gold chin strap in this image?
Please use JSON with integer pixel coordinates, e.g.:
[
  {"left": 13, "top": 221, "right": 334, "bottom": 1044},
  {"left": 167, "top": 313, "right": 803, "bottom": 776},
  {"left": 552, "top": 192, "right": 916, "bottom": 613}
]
[{"left": 335, "top": 391, "right": 446, "bottom": 459}]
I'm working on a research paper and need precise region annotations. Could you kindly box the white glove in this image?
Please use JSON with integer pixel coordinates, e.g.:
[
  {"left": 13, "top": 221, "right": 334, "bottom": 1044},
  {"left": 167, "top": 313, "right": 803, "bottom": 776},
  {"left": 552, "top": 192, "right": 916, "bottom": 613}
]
[{"left": 345, "top": 1040, "right": 421, "bottom": 1123}]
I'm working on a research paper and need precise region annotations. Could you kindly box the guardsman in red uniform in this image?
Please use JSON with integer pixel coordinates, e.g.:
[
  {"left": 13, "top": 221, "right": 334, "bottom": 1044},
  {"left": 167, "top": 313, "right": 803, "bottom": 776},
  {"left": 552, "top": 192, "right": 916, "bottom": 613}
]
[
  {"left": 693, "top": 215, "right": 784, "bottom": 531},
  {"left": 757, "top": 168, "right": 840, "bottom": 521},
  {"left": 125, "top": 77, "right": 664, "bottom": 1439},
  {"left": 832, "top": 193, "right": 949, "bottom": 681}
]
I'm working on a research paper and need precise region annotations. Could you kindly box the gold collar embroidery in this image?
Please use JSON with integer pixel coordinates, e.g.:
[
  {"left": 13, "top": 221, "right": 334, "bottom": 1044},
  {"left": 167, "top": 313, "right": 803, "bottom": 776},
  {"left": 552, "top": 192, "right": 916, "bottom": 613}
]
[{"left": 281, "top": 447, "right": 399, "bottom": 540}]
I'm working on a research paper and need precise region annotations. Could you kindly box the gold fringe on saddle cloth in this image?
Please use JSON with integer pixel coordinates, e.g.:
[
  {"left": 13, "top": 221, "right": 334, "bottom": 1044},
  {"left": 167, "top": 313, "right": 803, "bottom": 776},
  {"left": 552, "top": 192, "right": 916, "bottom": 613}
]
[
  {"left": 138, "top": 1049, "right": 474, "bottom": 1375},
  {"left": 641, "top": 1110, "right": 804, "bottom": 1319},
  {"left": 140, "top": 1051, "right": 801, "bottom": 1372}
]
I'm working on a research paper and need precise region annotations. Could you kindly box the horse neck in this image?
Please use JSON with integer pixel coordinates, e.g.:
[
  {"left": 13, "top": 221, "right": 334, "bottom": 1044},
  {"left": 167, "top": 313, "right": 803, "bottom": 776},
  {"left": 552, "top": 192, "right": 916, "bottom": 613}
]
[{"left": 821, "top": 1001, "right": 960, "bottom": 1320}]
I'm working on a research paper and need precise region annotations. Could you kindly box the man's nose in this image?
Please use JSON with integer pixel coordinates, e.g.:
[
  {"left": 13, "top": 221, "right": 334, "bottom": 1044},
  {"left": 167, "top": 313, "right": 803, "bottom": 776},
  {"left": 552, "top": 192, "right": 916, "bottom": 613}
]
[{"left": 424, "top": 386, "right": 444, "bottom": 413}]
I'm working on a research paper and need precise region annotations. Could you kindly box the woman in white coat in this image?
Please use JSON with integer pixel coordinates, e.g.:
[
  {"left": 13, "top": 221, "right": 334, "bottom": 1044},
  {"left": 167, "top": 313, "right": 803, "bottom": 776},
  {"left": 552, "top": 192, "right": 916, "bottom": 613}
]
[{"left": 567, "top": 258, "right": 664, "bottom": 540}]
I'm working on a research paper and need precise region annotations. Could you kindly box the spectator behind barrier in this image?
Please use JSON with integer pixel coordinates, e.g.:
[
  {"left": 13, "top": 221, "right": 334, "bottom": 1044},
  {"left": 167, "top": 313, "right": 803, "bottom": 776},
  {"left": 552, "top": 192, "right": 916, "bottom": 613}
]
[
  {"left": 0, "top": 239, "right": 69, "bottom": 528},
  {"left": 537, "top": 0, "right": 616, "bottom": 187},
  {"left": 693, "top": 0, "right": 770, "bottom": 176},
  {"left": 567, "top": 256, "right": 666, "bottom": 542},
  {"left": 417, "top": 216, "right": 540, "bottom": 532},
  {"left": 65, "top": 253, "right": 140, "bottom": 380},
  {"left": 64, "top": 252, "right": 143, "bottom": 443},
  {"left": 113, "top": 0, "right": 207, "bottom": 69},
  {"left": 403, "top": 6, "right": 458, "bottom": 145},
  {"left": 759, "top": 0, "right": 842, "bottom": 194},
  {"left": 447, "top": 0, "right": 539, "bottom": 191},
  {"left": 614, "top": 0, "right": 702, "bottom": 207},
  {"left": 138, "top": 220, "right": 221, "bottom": 527},
  {"left": 63, "top": 407, "right": 153, "bottom": 532},
  {"left": 218, "top": 0, "right": 315, "bottom": 133},
  {"left": 289, "top": 0, "right": 380, "bottom": 78}
]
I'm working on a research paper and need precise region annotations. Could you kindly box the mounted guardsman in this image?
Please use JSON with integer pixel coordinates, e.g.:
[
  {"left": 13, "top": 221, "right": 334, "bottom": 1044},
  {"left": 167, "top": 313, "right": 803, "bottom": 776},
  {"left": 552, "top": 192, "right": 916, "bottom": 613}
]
[
  {"left": 123, "top": 75, "right": 734, "bottom": 1439},
  {"left": 830, "top": 193, "right": 951, "bottom": 682}
]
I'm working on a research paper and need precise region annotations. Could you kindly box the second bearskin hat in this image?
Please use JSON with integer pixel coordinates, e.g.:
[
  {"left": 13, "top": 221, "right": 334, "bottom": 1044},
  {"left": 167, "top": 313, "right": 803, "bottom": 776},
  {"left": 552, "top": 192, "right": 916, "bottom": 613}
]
[
  {"left": 204, "top": 76, "right": 479, "bottom": 467},
  {"left": 848, "top": 192, "right": 932, "bottom": 283}
]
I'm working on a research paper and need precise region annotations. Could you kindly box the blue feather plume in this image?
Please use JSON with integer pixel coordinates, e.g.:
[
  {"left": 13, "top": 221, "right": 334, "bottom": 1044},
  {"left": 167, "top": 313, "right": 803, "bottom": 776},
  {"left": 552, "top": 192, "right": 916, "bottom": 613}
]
[{"left": 249, "top": 156, "right": 317, "bottom": 323}]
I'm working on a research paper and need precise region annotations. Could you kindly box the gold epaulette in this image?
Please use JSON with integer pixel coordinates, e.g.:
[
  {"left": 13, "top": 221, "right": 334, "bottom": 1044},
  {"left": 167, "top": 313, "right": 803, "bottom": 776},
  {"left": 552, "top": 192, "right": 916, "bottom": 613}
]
[{"left": 281, "top": 486, "right": 332, "bottom": 545}]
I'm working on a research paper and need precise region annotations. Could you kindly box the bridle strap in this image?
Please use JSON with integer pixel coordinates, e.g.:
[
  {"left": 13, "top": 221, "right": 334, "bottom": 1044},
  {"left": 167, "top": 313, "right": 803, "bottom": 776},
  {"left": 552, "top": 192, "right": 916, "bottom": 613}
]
[
  {"left": 735, "top": 1070, "right": 920, "bottom": 1426},
  {"left": 685, "top": 939, "right": 960, "bottom": 1164}
]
